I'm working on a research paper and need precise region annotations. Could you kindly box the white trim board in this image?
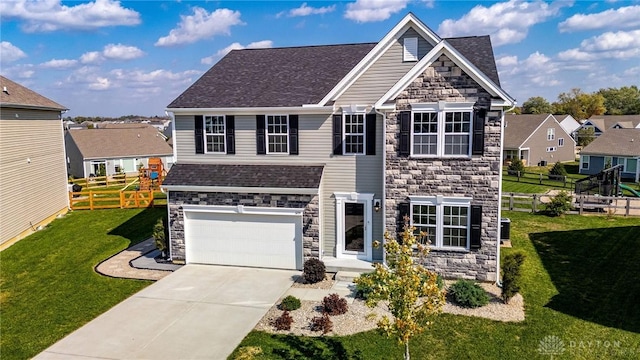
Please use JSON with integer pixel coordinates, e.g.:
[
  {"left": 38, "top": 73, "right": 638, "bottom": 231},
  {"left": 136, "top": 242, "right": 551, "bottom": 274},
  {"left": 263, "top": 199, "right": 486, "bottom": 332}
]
[
  {"left": 181, "top": 204, "right": 304, "bottom": 217},
  {"left": 163, "top": 185, "right": 319, "bottom": 195}
]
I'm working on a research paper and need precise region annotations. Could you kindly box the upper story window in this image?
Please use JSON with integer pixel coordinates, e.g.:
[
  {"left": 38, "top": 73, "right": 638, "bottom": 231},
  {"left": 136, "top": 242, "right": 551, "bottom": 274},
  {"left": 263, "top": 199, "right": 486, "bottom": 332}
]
[
  {"left": 204, "top": 115, "right": 225, "bottom": 153},
  {"left": 410, "top": 102, "right": 474, "bottom": 157},
  {"left": 344, "top": 114, "right": 365, "bottom": 154},
  {"left": 547, "top": 128, "right": 555, "bottom": 141},
  {"left": 403, "top": 37, "right": 418, "bottom": 62},
  {"left": 558, "top": 138, "right": 564, "bottom": 147},
  {"left": 267, "top": 115, "right": 288, "bottom": 154}
]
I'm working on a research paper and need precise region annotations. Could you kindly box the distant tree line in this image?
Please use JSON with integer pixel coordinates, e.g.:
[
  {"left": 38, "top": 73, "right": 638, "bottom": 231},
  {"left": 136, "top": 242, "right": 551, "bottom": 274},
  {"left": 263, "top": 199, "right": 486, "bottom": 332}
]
[
  {"left": 64, "top": 115, "right": 170, "bottom": 123},
  {"left": 512, "top": 86, "right": 640, "bottom": 119}
]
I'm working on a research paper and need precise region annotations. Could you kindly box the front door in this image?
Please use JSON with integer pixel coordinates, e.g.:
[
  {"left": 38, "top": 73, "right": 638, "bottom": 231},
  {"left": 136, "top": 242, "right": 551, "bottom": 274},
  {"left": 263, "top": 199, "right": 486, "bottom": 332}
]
[{"left": 335, "top": 193, "right": 372, "bottom": 260}]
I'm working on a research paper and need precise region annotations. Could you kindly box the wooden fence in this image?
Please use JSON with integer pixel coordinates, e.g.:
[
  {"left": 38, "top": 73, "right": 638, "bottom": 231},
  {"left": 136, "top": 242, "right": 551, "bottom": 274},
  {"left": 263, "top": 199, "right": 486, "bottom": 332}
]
[
  {"left": 502, "top": 192, "right": 640, "bottom": 216},
  {"left": 503, "top": 170, "right": 577, "bottom": 189},
  {"left": 69, "top": 174, "right": 131, "bottom": 189},
  {"left": 69, "top": 190, "right": 155, "bottom": 210}
]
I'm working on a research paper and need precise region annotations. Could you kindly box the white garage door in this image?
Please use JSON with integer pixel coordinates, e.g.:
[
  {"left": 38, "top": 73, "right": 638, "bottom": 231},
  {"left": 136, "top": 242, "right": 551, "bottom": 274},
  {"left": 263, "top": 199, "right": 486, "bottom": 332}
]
[{"left": 184, "top": 210, "right": 302, "bottom": 270}]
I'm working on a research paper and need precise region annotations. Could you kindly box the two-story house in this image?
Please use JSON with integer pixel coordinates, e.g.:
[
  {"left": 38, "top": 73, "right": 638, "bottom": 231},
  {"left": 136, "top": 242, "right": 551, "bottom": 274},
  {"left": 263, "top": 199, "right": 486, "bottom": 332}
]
[{"left": 163, "top": 13, "right": 515, "bottom": 282}]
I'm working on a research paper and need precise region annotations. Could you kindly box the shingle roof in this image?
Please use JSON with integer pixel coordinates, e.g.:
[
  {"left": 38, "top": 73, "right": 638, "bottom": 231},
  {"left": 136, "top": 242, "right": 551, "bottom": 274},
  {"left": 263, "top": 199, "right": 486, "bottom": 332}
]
[
  {"left": 445, "top": 36, "right": 500, "bottom": 86},
  {"left": 67, "top": 127, "right": 173, "bottom": 159},
  {"left": 581, "top": 129, "right": 640, "bottom": 157},
  {"left": 163, "top": 163, "right": 324, "bottom": 189},
  {"left": 0, "top": 75, "right": 66, "bottom": 111},
  {"left": 504, "top": 114, "right": 551, "bottom": 148},
  {"left": 168, "top": 35, "right": 502, "bottom": 109},
  {"left": 168, "top": 43, "right": 376, "bottom": 108},
  {"left": 585, "top": 115, "right": 640, "bottom": 132}
]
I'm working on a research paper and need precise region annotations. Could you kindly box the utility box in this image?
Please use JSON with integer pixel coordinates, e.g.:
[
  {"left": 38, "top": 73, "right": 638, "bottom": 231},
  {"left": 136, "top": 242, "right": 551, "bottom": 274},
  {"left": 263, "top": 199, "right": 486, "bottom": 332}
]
[{"left": 500, "top": 218, "right": 511, "bottom": 240}]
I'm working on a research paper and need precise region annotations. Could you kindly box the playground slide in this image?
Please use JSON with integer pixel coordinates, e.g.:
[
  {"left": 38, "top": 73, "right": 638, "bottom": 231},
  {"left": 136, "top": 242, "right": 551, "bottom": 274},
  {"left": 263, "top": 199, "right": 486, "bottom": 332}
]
[{"left": 619, "top": 184, "right": 640, "bottom": 197}]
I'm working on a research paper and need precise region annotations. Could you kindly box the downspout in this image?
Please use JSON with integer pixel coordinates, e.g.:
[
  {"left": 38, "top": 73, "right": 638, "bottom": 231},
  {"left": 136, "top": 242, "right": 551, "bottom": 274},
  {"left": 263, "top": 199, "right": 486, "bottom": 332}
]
[
  {"left": 375, "top": 107, "right": 387, "bottom": 266},
  {"left": 496, "top": 103, "right": 517, "bottom": 287}
]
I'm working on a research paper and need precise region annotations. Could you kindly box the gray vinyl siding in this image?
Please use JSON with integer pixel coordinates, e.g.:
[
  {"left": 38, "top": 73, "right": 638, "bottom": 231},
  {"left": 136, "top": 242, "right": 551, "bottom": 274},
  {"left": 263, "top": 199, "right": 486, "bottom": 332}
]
[
  {"left": 522, "top": 117, "right": 576, "bottom": 165},
  {"left": 174, "top": 114, "right": 384, "bottom": 260},
  {"left": 335, "top": 28, "right": 433, "bottom": 107},
  {"left": 0, "top": 115, "right": 68, "bottom": 244}
]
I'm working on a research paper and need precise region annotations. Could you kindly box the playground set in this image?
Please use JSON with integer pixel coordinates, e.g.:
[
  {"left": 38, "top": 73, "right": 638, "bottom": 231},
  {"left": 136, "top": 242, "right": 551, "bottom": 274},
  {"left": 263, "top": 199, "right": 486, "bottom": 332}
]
[
  {"left": 575, "top": 164, "right": 640, "bottom": 197},
  {"left": 138, "top": 158, "right": 166, "bottom": 191}
]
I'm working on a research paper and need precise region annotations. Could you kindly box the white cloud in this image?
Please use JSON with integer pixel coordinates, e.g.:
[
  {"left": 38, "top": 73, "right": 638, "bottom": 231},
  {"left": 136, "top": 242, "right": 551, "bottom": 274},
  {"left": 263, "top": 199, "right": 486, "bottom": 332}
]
[
  {"left": 155, "top": 8, "right": 243, "bottom": 47},
  {"left": 344, "top": 0, "right": 409, "bottom": 23},
  {"left": 0, "top": 63, "right": 35, "bottom": 79},
  {"left": 80, "top": 51, "right": 103, "bottom": 64},
  {"left": 438, "top": 0, "right": 571, "bottom": 46},
  {"left": 278, "top": 3, "right": 336, "bottom": 18},
  {"left": 496, "top": 55, "right": 518, "bottom": 67},
  {"left": 0, "top": 0, "right": 140, "bottom": 33},
  {"left": 558, "top": 29, "right": 640, "bottom": 61},
  {"left": 201, "top": 40, "right": 273, "bottom": 65},
  {"left": 103, "top": 43, "right": 144, "bottom": 60},
  {"left": 40, "top": 58, "right": 78, "bottom": 69},
  {"left": 89, "top": 77, "right": 111, "bottom": 91},
  {"left": 0, "top": 41, "right": 27, "bottom": 63},
  {"left": 559, "top": 5, "right": 640, "bottom": 32}
]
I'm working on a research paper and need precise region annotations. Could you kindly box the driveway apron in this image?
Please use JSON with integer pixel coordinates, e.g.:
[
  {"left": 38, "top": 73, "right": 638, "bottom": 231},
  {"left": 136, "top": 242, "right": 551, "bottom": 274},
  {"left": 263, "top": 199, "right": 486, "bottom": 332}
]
[{"left": 35, "top": 265, "right": 297, "bottom": 360}]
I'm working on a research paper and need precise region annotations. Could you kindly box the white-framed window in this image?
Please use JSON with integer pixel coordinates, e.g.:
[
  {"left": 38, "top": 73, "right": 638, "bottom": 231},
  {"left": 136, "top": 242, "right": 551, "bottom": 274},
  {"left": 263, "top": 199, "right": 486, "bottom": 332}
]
[
  {"left": 344, "top": 113, "right": 365, "bottom": 155},
  {"left": 411, "top": 102, "right": 473, "bottom": 157},
  {"left": 204, "top": 115, "right": 225, "bottom": 153},
  {"left": 410, "top": 196, "right": 471, "bottom": 250},
  {"left": 581, "top": 155, "right": 590, "bottom": 169},
  {"left": 267, "top": 115, "right": 288, "bottom": 154},
  {"left": 403, "top": 37, "right": 418, "bottom": 62},
  {"left": 617, "top": 157, "right": 637, "bottom": 173},
  {"left": 547, "top": 128, "right": 555, "bottom": 141},
  {"left": 546, "top": 147, "right": 557, "bottom": 152},
  {"left": 558, "top": 138, "right": 564, "bottom": 147}
]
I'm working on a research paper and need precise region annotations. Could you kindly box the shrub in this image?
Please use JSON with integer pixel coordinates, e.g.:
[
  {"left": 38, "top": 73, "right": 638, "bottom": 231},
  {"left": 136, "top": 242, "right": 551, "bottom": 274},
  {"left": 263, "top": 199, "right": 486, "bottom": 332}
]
[
  {"left": 502, "top": 252, "right": 526, "bottom": 304},
  {"left": 310, "top": 314, "right": 333, "bottom": 334},
  {"left": 322, "top": 293, "right": 348, "bottom": 315},
  {"left": 302, "top": 258, "right": 326, "bottom": 284},
  {"left": 354, "top": 272, "right": 375, "bottom": 300},
  {"left": 278, "top": 295, "right": 301, "bottom": 311},
  {"left": 152, "top": 217, "right": 169, "bottom": 257},
  {"left": 543, "top": 190, "right": 573, "bottom": 216},
  {"left": 549, "top": 162, "right": 568, "bottom": 177},
  {"left": 448, "top": 280, "right": 489, "bottom": 308},
  {"left": 272, "top": 310, "right": 293, "bottom": 331},
  {"left": 508, "top": 158, "right": 525, "bottom": 173},
  {"left": 233, "top": 346, "right": 263, "bottom": 360}
]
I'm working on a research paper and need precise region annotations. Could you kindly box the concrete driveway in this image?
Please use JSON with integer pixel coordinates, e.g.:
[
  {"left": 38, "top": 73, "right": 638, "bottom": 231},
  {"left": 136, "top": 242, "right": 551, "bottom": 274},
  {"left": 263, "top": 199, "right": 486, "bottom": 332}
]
[{"left": 35, "top": 265, "right": 297, "bottom": 360}]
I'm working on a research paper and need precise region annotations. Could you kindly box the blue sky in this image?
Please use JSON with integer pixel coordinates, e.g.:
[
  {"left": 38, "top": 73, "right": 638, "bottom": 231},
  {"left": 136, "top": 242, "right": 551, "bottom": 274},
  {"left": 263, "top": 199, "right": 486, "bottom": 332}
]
[{"left": 1, "top": 0, "right": 638, "bottom": 117}]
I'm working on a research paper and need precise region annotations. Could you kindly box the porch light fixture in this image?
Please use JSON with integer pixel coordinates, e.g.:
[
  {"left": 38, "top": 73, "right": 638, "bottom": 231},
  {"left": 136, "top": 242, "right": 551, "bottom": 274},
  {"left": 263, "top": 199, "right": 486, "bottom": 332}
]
[{"left": 374, "top": 200, "right": 381, "bottom": 212}]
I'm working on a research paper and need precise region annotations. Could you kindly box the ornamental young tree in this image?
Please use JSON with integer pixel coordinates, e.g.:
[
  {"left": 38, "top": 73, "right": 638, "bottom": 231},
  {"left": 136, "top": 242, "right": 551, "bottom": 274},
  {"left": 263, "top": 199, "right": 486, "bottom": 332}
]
[{"left": 354, "top": 219, "right": 445, "bottom": 360}]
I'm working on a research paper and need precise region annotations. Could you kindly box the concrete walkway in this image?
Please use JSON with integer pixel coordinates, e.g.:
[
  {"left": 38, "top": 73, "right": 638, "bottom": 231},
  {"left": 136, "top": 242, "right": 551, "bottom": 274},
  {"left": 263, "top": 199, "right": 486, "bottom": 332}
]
[
  {"left": 35, "top": 265, "right": 298, "bottom": 360},
  {"left": 95, "top": 238, "right": 181, "bottom": 281}
]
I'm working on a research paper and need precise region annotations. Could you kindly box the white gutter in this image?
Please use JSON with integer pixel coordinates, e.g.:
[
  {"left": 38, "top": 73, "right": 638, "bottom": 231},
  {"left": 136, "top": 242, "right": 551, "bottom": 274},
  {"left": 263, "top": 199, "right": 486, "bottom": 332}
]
[
  {"left": 166, "top": 105, "right": 334, "bottom": 116},
  {"left": 496, "top": 103, "right": 517, "bottom": 287}
]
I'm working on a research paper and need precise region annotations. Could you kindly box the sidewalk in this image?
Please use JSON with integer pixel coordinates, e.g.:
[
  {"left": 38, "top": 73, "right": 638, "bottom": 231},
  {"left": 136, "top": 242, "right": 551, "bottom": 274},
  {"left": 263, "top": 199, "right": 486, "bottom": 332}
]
[{"left": 95, "top": 238, "right": 181, "bottom": 281}]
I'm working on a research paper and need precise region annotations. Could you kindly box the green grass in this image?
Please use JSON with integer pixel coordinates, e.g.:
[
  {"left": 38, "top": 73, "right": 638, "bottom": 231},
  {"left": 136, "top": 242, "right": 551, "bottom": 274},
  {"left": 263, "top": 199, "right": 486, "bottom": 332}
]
[
  {"left": 231, "top": 212, "right": 640, "bottom": 359},
  {"left": 0, "top": 208, "right": 165, "bottom": 360}
]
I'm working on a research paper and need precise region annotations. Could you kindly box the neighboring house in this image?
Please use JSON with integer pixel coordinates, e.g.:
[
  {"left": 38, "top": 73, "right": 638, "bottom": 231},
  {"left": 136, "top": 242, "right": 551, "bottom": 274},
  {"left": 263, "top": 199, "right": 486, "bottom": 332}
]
[
  {"left": 579, "top": 129, "right": 640, "bottom": 182},
  {"left": 557, "top": 115, "right": 581, "bottom": 139},
  {"left": 163, "top": 13, "right": 515, "bottom": 282},
  {"left": 503, "top": 114, "right": 576, "bottom": 166},
  {"left": 577, "top": 115, "right": 640, "bottom": 137},
  {"left": 65, "top": 125, "right": 174, "bottom": 178},
  {"left": 0, "top": 76, "right": 69, "bottom": 246}
]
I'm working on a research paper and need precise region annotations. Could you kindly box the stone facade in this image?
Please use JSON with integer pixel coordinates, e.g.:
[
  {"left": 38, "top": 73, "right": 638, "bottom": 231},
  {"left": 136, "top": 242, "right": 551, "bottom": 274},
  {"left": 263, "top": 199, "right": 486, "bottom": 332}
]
[
  {"left": 168, "top": 191, "right": 320, "bottom": 262},
  {"left": 385, "top": 55, "right": 501, "bottom": 281}
]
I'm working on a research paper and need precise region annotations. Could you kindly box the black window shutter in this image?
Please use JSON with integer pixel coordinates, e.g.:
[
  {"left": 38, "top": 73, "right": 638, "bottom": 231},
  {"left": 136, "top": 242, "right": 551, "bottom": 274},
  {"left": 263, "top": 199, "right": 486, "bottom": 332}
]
[
  {"left": 472, "top": 109, "right": 486, "bottom": 155},
  {"left": 366, "top": 113, "right": 376, "bottom": 155},
  {"left": 399, "top": 111, "right": 411, "bottom": 156},
  {"left": 470, "top": 205, "right": 482, "bottom": 249},
  {"left": 289, "top": 115, "right": 299, "bottom": 155},
  {"left": 332, "top": 114, "right": 343, "bottom": 155},
  {"left": 194, "top": 115, "right": 204, "bottom": 154},
  {"left": 256, "top": 115, "right": 266, "bottom": 155},
  {"left": 225, "top": 116, "right": 235, "bottom": 155}
]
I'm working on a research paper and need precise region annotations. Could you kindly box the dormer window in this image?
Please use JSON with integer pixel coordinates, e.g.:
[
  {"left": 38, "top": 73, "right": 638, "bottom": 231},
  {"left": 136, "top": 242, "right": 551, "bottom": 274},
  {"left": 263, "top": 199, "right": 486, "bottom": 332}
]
[{"left": 403, "top": 37, "right": 418, "bottom": 62}]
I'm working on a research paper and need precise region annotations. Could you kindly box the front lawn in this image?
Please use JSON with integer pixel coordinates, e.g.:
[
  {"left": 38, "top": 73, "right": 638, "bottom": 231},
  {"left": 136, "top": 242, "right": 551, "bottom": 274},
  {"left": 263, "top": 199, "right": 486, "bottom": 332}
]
[
  {"left": 232, "top": 212, "right": 640, "bottom": 359},
  {"left": 0, "top": 208, "right": 165, "bottom": 360}
]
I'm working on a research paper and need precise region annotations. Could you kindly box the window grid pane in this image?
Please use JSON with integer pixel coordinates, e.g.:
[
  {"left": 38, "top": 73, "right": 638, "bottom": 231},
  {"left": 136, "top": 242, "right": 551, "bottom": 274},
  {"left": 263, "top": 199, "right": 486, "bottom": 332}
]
[
  {"left": 442, "top": 205, "right": 468, "bottom": 248},
  {"left": 412, "top": 204, "right": 436, "bottom": 245},
  {"left": 267, "top": 115, "right": 288, "bottom": 153},
  {"left": 345, "top": 114, "right": 365, "bottom": 154},
  {"left": 205, "top": 116, "right": 225, "bottom": 153},
  {"left": 413, "top": 112, "right": 438, "bottom": 155},
  {"left": 443, "top": 111, "right": 470, "bottom": 155}
]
